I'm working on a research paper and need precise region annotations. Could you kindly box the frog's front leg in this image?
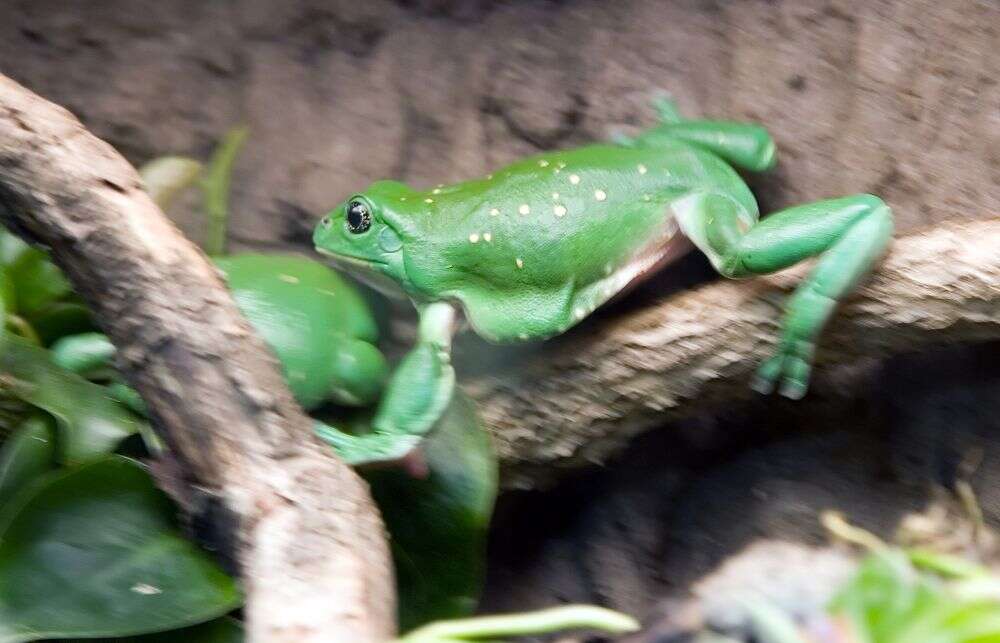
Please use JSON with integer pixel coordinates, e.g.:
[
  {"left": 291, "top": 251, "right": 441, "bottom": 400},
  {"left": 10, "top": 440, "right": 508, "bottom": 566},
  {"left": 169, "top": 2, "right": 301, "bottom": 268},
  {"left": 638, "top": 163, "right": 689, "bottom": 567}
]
[
  {"left": 315, "top": 302, "right": 458, "bottom": 466},
  {"left": 679, "top": 193, "right": 893, "bottom": 398}
]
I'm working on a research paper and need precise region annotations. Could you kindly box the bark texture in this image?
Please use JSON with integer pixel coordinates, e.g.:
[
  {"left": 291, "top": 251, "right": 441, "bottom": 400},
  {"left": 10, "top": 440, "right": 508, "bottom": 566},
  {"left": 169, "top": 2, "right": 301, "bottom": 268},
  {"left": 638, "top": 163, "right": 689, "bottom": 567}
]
[
  {"left": 0, "top": 74, "right": 395, "bottom": 643},
  {"left": 462, "top": 220, "right": 1000, "bottom": 487}
]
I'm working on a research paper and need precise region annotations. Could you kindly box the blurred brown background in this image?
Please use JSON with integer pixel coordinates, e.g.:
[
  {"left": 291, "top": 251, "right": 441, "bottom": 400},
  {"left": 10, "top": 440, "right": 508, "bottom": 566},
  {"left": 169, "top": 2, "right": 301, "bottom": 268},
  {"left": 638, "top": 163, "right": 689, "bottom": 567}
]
[
  {"left": 2, "top": 0, "right": 997, "bottom": 253},
  {"left": 3, "top": 0, "right": 998, "bottom": 636}
]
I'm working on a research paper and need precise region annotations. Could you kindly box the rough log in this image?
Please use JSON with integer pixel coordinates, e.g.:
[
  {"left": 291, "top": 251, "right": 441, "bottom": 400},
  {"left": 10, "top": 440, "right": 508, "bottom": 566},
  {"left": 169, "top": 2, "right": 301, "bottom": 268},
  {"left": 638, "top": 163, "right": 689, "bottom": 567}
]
[
  {"left": 0, "top": 74, "right": 395, "bottom": 643},
  {"left": 464, "top": 220, "right": 1000, "bottom": 488}
]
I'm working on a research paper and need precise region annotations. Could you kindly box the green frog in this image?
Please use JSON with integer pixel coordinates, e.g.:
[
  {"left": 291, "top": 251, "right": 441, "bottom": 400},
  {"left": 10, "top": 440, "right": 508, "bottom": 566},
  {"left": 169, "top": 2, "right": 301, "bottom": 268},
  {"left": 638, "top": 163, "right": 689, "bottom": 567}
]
[{"left": 313, "top": 98, "right": 893, "bottom": 465}]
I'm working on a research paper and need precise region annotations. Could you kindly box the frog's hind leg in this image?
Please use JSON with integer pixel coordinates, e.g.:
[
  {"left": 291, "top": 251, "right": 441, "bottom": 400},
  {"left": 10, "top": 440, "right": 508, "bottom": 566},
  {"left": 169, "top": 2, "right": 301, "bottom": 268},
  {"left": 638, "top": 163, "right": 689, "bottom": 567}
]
[
  {"left": 680, "top": 192, "right": 893, "bottom": 398},
  {"left": 631, "top": 96, "right": 777, "bottom": 172},
  {"left": 633, "top": 119, "right": 776, "bottom": 172}
]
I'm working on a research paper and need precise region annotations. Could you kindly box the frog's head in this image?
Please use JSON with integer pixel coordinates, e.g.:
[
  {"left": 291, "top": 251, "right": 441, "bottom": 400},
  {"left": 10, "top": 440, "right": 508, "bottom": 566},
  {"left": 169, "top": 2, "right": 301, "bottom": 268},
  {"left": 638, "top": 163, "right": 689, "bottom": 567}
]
[{"left": 314, "top": 180, "right": 416, "bottom": 297}]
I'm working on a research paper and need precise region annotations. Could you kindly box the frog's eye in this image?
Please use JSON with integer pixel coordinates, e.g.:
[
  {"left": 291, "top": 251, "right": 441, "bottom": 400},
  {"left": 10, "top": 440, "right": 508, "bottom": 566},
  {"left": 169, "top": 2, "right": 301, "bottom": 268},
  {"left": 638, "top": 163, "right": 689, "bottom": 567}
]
[{"left": 346, "top": 200, "right": 372, "bottom": 234}]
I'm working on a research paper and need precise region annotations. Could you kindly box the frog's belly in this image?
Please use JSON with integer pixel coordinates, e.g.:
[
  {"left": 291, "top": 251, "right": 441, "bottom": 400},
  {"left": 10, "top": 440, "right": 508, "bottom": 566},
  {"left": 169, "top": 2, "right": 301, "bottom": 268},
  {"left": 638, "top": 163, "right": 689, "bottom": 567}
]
[
  {"left": 451, "top": 218, "right": 695, "bottom": 343},
  {"left": 605, "top": 226, "right": 694, "bottom": 304}
]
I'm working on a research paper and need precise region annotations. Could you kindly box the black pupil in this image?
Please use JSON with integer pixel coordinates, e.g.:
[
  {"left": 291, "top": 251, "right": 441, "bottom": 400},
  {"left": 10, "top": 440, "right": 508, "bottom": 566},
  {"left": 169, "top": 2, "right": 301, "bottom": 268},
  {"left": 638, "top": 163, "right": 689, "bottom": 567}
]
[{"left": 346, "top": 201, "right": 370, "bottom": 233}]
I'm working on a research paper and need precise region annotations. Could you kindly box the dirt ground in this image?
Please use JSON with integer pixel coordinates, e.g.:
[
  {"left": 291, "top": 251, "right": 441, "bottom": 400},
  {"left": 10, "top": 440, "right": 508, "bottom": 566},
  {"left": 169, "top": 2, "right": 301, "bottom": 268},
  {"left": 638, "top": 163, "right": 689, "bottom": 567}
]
[{"left": 3, "top": 0, "right": 999, "bottom": 636}]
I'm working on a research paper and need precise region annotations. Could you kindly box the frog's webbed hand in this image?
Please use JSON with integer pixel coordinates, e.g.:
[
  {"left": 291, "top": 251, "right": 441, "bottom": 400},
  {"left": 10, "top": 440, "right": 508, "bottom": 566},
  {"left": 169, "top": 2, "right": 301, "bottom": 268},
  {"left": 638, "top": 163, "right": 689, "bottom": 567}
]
[
  {"left": 50, "top": 332, "right": 116, "bottom": 375},
  {"left": 49, "top": 332, "right": 148, "bottom": 414},
  {"left": 316, "top": 302, "right": 458, "bottom": 466},
  {"left": 678, "top": 192, "right": 893, "bottom": 399}
]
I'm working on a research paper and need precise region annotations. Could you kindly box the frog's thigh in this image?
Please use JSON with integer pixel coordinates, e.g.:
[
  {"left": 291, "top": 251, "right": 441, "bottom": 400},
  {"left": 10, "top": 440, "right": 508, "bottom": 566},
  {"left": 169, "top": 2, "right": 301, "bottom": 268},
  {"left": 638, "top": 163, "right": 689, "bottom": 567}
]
[
  {"left": 458, "top": 282, "right": 575, "bottom": 342},
  {"left": 671, "top": 192, "right": 754, "bottom": 273},
  {"left": 657, "top": 121, "right": 776, "bottom": 172}
]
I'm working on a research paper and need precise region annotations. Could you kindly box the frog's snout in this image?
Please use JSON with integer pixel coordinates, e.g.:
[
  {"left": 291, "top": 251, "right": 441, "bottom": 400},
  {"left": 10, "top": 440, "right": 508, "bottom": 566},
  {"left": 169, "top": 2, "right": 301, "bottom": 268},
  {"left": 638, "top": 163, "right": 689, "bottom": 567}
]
[{"left": 313, "top": 205, "right": 344, "bottom": 252}]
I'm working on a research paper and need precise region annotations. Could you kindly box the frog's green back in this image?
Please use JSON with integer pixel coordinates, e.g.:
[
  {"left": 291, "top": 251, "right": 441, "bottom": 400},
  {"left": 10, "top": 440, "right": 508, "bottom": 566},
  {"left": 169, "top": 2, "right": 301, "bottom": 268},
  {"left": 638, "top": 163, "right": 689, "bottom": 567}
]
[
  {"left": 215, "top": 254, "right": 378, "bottom": 407},
  {"left": 398, "top": 141, "right": 756, "bottom": 341}
]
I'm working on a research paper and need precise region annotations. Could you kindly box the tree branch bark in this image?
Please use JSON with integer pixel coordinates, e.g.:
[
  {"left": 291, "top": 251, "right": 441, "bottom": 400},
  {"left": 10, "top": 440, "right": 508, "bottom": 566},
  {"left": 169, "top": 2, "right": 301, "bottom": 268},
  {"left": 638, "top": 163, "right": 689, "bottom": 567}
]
[
  {"left": 465, "top": 219, "right": 1000, "bottom": 489},
  {"left": 0, "top": 74, "right": 395, "bottom": 642}
]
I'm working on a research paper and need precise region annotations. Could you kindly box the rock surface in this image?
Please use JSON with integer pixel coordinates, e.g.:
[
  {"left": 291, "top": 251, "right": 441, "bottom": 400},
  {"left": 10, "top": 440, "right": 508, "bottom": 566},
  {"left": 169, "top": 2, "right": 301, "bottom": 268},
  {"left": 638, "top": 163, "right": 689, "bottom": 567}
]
[{"left": 2, "top": 0, "right": 997, "bottom": 249}]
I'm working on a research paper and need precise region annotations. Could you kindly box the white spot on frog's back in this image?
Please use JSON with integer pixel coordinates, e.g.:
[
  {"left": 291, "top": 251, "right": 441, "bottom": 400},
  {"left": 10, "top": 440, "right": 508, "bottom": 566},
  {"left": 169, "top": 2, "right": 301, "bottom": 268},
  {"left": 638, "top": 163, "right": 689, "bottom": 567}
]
[
  {"left": 569, "top": 174, "right": 581, "bottom": 185},
  {"left": 638, "top": 164, "right": 647, "bottom": 175},
  {"left": 518, "top": 204, "right": 531, "bottom": 215},
  {"left": 483, "top": 232, "right": 492, "bottom": 242},
  {"left": 515, "top": 257, "right": 524, "bottom": 269},
  {"left": 424, "top": 198, "right": 434, "bottom": 204},
  {"left": 278, "top": 274, "right": 300, "bottom": 284},
  {"left": 553, "top": 204, "right": 567, "bottom": 217},
  {"left": 538, "top": 159, "right": 550, "bottom": 167},
  {"left": 131, "top": 583, "right": 161, "bottom": 595},
  {"left": 469, "top": 233, "right": 480, "bottom": 243},
  {"left": 489, "top": 207, "right": 500, "bottom": 216},
  {"left": 594, "top": 189, "right": 607, "bottom": 201}
]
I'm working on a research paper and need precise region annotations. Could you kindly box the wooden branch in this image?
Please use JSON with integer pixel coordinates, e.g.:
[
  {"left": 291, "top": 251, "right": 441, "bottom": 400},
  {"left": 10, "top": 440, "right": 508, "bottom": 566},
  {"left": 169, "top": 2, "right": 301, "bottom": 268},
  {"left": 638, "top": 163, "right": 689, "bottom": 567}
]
[
  {"left": 466, "top": 219, "right": 1000, "bottom": 488},
  {"left": 0, "top": 74, "right": 395, "bottom": 642}
]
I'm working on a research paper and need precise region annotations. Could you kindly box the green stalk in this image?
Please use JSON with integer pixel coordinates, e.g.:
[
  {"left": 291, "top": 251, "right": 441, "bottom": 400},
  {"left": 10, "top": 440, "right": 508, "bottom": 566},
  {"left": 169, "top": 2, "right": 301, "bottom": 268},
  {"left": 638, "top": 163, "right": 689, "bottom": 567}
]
[{"left": 201, "top": 127, "right": 248, "bottom": 257}]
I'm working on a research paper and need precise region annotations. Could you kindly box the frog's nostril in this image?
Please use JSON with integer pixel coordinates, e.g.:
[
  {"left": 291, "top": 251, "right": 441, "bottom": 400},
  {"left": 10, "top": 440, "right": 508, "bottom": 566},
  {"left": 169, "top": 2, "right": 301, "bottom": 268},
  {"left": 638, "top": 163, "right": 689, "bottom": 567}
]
[{"left": 321, "top": 215, "right": 332, "bottom": 227}]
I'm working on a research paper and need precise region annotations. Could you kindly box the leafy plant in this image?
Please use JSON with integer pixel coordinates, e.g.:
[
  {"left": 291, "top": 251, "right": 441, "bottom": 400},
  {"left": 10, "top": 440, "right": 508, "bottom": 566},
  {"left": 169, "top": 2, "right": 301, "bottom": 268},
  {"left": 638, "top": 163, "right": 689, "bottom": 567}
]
[
  {"left": 0, "top": 457, "right": 239, "bottom": 642},
  {"left": 365, "top": 393, "right": 497, "bottom": 630},
  {"left": 744, "top": 542, "right": 1000, "bottom": 643},
  {"left": 0, "top": 129, "right": 639, "bottom": 642}
]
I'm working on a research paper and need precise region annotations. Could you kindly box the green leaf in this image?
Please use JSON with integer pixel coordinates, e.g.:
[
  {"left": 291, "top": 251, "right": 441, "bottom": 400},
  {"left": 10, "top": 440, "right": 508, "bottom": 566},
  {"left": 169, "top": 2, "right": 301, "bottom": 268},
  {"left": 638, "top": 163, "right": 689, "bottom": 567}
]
[
  {"left": 364, "top": 393, "right": 498, "bottom": 631},
  {"left": 908, "top": 548, "right": 991, "bottom": 581},
  {"left": 138, "top": 156, "right": 203, "bottom": 212},
  {"left": 0, "top": 457, "right": 240, "bottom": 642},
  {"left": 398, "top": 605, "right": 639, "bottom": 643},
  {"left": 829, "top": 549, "right": 1000, "bottom": 643},
  {"left": 0, "top": 335, "right": 141, "bottom": 463},
  {"left": 0, "top": 415, "right": 57, "bottom": 509},
  {"left": 830, "top": 550, "right": 940, "bottom": 643},
  {"left": 82, "top": 617, "right": 244, "bottom": 643},
  {"left": 28, "top": 301, "right": 96, "bottom": 346},
  {"left": 4, "top": 247, "right": 71, "bottom": 317}
]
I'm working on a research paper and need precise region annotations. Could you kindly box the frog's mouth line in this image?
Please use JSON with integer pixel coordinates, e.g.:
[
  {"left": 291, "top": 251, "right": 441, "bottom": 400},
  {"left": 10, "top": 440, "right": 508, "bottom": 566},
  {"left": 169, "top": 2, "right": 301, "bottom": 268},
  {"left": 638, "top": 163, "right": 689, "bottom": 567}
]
[{"left": 315, "top": 247, "right": 387, "bottom": 268}]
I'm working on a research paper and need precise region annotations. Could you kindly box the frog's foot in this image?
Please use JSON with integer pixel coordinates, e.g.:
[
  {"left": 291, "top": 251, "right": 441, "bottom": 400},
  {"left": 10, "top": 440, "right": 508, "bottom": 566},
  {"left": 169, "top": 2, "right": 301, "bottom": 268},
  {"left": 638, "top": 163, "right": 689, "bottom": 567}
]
[
  {"left": 51, "top": 332, "right": 116, "bottom": 375},
  {"left": 753, "top": 340, "right": 814, "bottom": 400},
  {"left": 315, "top": 421, "right": 424, "bottom": 467},
  {"left": 650, "top": 90, "right": 683, "bottom": 123},
  {"left": 606, "top": 126, "right": 636, "bottom": 147},
  {"left": 752, "top": 285, "right": 836, "bottom": 399}
]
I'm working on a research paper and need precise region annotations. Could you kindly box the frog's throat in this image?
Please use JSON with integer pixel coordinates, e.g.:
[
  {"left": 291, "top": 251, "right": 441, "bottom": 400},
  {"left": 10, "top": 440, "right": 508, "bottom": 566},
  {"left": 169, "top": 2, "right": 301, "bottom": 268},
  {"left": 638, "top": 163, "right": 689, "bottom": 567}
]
[{"left": 315, "top": 247, "right": 409, "bottom": 300}]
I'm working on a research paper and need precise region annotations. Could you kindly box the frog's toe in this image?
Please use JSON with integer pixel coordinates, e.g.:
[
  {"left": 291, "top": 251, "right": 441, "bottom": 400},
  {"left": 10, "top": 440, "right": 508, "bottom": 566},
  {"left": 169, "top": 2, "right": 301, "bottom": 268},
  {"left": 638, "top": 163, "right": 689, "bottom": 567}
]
[
  {"left": 753, "top": 345, "right": 813, "bottom": 399},
  {"left": 778, "top": 357, "right": 811, "bottom": 400},
  {"left": 650, "top": 92, "right": 682, "bottom": 123},
  {"left": 606, "top": 127, "right": 635, "bottom": 146},
  {"left": 751, "top": 355, "right": 783, "bottom": 395},
  {"left": 314, "top": 422, "right": 423, "bottom": 467}
]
